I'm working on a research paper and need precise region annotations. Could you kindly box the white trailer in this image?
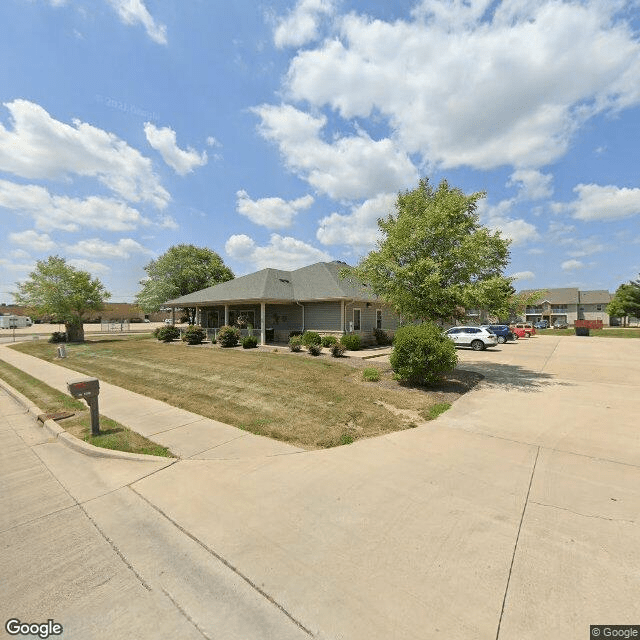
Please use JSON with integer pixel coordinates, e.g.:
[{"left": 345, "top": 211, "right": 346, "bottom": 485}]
[{"left": 0, "top": 315, "right": 33, "bottom": 328}]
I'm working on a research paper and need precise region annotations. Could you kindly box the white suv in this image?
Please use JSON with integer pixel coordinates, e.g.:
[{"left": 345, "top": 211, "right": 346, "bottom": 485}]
[{"left": 445, "top": 326, "right": 498, "bottom": 351}]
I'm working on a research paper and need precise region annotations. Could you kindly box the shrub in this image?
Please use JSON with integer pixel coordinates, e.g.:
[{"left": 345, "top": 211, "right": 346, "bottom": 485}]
[
  {"left": 289, "top": 335, "right": 303, "bottom": 352},
  {"left": 321, "top": 335, "right": 338, "bottom": 347},
  {"left": 156, "top": 326, "right": 180, "bottom": 342},
  {"left": 217, "top": 325, "right": 240, "bottom": 348},
  {"left": 182, "top": 325, "right": 206, "bottom": 345},
  {"left": 301, "top": 330, "right": 322, "bottom": 346},
  {"left": 373, "top": 328, "right": 391, "bottom": 345},
  {"left": 390, "top": 322, "right": 458, "bottom": 386},
  {"left": 340, "top": 334, "right": 361, "bottom": 351},
  {"left": 289, "top": 330, "right": 303, "bottom": 338},
  {"left": 242, "top": 335, "right": 258, "bottom": 349},
  {"left": 330, "top": 343, "right": 346, "bottom": 357},
  {"left": 48, "top": 331, "right": 67, "bottom": 343},
  {"left": 152, "top": 327, "right": 161, "bottom": 338},
  {"left": 362, "top": 367, "right": 380, "bottom": 382},
  {"left": 307, "top": 343, "right": 323, "bottom": 356}
]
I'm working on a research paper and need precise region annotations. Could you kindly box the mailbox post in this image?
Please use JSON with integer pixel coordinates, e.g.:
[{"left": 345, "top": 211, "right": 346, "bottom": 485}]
[{"left": 67, "top": 377, "right": 100, "bottom": 435}]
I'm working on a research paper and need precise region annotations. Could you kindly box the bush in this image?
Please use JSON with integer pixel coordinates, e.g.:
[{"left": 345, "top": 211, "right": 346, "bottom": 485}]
[
  {"left": 48, "top": 331, "right": 67, "bottom": 343},
  {"left": 242, "top": 335, "right": 258, "bottom": 349},
  {"left": 330, "top": 342, "right": 346, "bottom": 357},
  {"left": 156, "top": 326, "right": 180, "bottom": 342},
  {"left": 321, "top": 335, "right": 338, "bottom": 347},
  {"left": 182, "top": 325, "right": 206, "bottom": 345},
  {"left": 362, "top": 367, "right": 380, "bottom": 382},
  {"left": 152, "top": 327, "right": 161, "bottom": 338},
  {"left": 289, "top": 335, "right": 303, "bottom": 352},
  {"left": 217, "top": 325, "right": 240, "bottom": 348},
  {"left": 340, "top": 334, "right": 361, "bottom": 350},
  {"left": 390, "top": 322, "right": 457, "bottom": 386},
  {"left": 373, "top": 328, "right": 391, "bottom": 345},
  {"left": 301, "top": 331, "right": 322, "bottom": 346},
  {"left": 307, "top": 343, "right": 323, "bottom": 356},
  {"left": 289, "top": 330, "right": 303, "bottom": 338}
]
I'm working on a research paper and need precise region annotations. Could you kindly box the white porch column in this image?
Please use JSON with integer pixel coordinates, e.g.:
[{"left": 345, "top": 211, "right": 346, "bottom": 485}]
[
  {"left": 195, "top": 305, "right": 200, "bottom": 325},
  {"left": 224, "top": 305, "right": 229, "bottom": 326},
  {"left": 260, "top": 302, "right": 266, "bottom": 345}
]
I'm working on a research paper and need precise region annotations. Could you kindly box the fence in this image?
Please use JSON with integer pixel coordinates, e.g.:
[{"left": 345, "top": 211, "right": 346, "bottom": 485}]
[{"left": 100, "top": 320, "right": 131, "bottom": 332}]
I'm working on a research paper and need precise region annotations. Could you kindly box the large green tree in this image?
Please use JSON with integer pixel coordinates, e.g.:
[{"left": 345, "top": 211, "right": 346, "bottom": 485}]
[
  {"left": 136, "top": 244, "right": 234, "bottom": 323},
  {"left": 607, "top": 278, "right": 640, "bottom": 326},
  {"left": 348, "top": 178, "right": 512, "bottom": 322},
  {"left": 14, "top": 256, "right": 110, "bottom": 342}
]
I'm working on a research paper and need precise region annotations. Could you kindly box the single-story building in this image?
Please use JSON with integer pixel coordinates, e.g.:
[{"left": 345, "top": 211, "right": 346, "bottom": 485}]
[{"left": 163, "top": 261, "right": 401, "bottom": 344}]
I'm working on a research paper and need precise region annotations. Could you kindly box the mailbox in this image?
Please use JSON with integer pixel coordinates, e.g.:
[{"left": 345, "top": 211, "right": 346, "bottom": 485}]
[
  {"left": 67, "top": 378, "right": 100, "bottom": 399},
  {"left": 67, "top": 377, "right": 100, "bottom": 435}
]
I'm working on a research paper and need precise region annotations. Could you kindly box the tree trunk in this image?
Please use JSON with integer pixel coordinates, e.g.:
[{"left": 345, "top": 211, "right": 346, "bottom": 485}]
[{"left": 66, "top": 321, "right": 85, "bottom": 342}]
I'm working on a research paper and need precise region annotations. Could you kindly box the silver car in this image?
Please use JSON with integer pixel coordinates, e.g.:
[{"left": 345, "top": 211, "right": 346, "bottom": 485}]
[{"left": 445, "top": 326, "right": 498, "bottom": 351}]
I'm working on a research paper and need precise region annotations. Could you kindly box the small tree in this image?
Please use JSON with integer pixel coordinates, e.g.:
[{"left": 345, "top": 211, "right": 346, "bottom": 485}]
[
  {"left": 346, "top": 178, "right": 512, "bottom": 323},
  {"left": 608, "top": 279, "right": 640, "bottom": 326},
  {"left": 14, "top": 256, "right": 110, "bottom": 342},
  {"left": 136, "top": 245, "right": 234, "bottom": 323}
]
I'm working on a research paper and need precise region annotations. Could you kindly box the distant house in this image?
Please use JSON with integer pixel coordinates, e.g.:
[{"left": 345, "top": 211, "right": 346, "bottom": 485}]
[
  {"left": 520, "top": 288, "right": 613, "bottom": 326},
  {"left": 163, "top": 261, "right": 401, "bottom": 344}
]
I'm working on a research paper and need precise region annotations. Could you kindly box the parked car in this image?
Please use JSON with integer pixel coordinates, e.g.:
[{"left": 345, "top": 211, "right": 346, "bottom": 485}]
[
  {"left": 511, "top": 322, "right": 536, "bottom": 337},
  {"left": 553, "top": 320, "right": 568, "bottom": 329},
  {"left": 533, "top": 320, "right": 549, "bottom": 329},
  {"left": 510, "top": 326, "right": 527, "bottom": 339},
  {"left": 480, "top": 324, "right": 515, "bottom": 344},
  {"left": 444, "top": 326, "right": 498, "bottom": 351}
]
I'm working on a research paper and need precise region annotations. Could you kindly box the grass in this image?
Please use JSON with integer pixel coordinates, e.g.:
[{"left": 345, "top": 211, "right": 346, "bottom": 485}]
[
  {"left": 422, "top": 402, "right": 451, "bottom": 420},
  {"left": 362, "top": 367, "right": 381, "bottom": 382},
  {"left": 0, "top": 359, "right": 174, "bottom": 457},
  {"left": 11, "top": 336, "right": 465, "bottom": 449},
  {"left": 538, "top": 327, "right": 640, "bottom": 338}
]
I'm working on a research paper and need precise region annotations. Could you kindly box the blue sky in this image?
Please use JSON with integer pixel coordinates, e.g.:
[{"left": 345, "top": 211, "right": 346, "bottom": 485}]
[{"left": 1, "top": 0, "right": 639, "bottom": 303}]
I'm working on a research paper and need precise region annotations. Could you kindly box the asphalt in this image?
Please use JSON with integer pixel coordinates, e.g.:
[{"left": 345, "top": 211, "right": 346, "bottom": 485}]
[{"left": 1, "top": 335, "right": 639, "bottom": 640}]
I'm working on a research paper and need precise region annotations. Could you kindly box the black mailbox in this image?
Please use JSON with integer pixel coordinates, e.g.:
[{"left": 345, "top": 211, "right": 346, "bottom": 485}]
[
  {"left": 67, "top": 377, "right": 100, "bottom": 399},
  {"left": 67, "top": 377, "right": 100, "bottom": 435}
]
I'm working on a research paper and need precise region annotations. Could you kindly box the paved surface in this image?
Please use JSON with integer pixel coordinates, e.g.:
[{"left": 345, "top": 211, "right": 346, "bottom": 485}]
[{"left": 1, "top": 335, "right": 639, "bottom": 639}]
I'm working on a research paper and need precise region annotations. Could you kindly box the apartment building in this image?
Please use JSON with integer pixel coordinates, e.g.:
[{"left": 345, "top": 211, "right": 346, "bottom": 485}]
[{"left": 521, "top": 288, "right": 612, "bottom": 326}]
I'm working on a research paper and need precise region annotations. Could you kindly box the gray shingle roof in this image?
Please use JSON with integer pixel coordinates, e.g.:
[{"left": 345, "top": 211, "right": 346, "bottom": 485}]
[
  {"left": 165, "top": 261, "right": 378, "bottom": 305},
  {"left": 520, "top": 288, "right": 580, "bottom": 304},
  {"left": 579, "top": 290, "right": 612, "bottom": 304}
]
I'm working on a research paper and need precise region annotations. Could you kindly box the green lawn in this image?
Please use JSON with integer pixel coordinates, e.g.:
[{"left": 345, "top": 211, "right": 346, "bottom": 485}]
[
  {"left": 11, "top": 336, "right": 468, "bottom": 449},
  {"left": 538, "top": 327, "right": 640, "bottom": 338},
  {"left": 0, "top": 359, "right": 174, "bottom": 457}
]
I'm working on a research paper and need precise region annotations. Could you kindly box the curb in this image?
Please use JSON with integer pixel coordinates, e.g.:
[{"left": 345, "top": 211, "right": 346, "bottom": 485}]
[{"left": 0, "top": 376, "right": 177, "bottom": 462}]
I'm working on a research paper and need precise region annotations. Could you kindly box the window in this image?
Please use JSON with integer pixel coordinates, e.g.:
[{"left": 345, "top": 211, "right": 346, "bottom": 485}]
[
  {"left": 376, "top": 309, "right": 382, "bottom": 330},
  {"left": 230, "top": 310, "right": 255, "bottom": 327},
  {"left": 596, "top": 305, "right": 602, "bottom": 311},
  {"left": 353, "top": 308, "right": 361, "bottom": 331}
]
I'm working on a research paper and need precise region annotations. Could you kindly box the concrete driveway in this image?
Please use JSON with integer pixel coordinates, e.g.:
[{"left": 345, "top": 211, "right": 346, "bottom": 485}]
[
  {"left": 130, "top": 335, "right": 639, "bottom": 639},
  {"left": 2, "top": 335, "right": 639, "bottom": 639}
]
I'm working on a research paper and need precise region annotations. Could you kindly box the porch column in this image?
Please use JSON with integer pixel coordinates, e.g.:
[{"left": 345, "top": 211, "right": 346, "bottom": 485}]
[
  {"left": 260, "top": 302, "right": 266, "bottom": 345},
  {"left": 195, "top": 305, "right": 200, "bottom": 325},
  {"left": 341, "top": 300, "right": 345, "bottom": 332},
  {"left": 224, "top": 305, "right": 229, "bottom": 326}
]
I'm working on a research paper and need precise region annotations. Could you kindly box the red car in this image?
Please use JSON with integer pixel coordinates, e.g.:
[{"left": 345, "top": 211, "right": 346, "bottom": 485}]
[{"left": 510, "top": 326, "right": 527, "bottom": 339}]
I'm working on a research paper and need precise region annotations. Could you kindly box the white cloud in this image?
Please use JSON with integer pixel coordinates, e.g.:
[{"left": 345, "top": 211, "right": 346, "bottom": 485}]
[
  {"left": 67, "top": 258, "right": 110, "bottom": 274},
  {"left": 566, "top": 237, "right": 606, "bottom": 258},
  {"left": 236, "top": 190, "right": 314, "bottom": 229},
  {"left": 569, "top": 183, "right": 640, "bottom": 221},
  {"left": 561, "top": 259, "right": 584, "bottom": 271},
  {"left": 274, "top": 0, "right": 334, "bottom": 49},
  {"left": 9, "top": 229, "right": 56, "bottom": 252},
  {"left": 66, "top": 238, "right": 152, "bottom": 259},
  {"left": 144, "top": 123, "right": 208, "bottom": 175},
  {"left": 510, "top": 270, "right": 535, "bottom": 282},
  {"left": 206, "top": 136, "right": 221, "bottom": 147},
  {"left": 0, "top": 100, "right": 169, "bottom": 208},
  {"left": 316, "top": 192, "right": 396, "bottom": 249},
  {"left": 107, "top": 0, "right": 167, "bottom": 45},
  {"left": 508, "top": 169, "right": 554, "bottom": 200},
  {"left": 0, "top": 179, "right": 150, "bottom": 232},
  {"left": 479, "top": 199, "right": 540, "bottom": 246},
  {"left": 253, "top": 103, "right": 417, "bottom": 200},
  {"left": 284, "top": 2, "right": 640, "bottom": 170},
  {"left": 225, "top": 233, "right": 332, "bottom": 271}
]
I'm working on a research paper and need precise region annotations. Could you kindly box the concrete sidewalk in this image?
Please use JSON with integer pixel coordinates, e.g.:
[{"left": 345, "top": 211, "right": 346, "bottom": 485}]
[{"left": 0, "top": 343, "right": 304, "bottom": 460}]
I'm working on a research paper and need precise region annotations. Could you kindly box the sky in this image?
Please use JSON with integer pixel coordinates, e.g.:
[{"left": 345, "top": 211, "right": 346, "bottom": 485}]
[{"left": 1, "top": 0, "right": 639, "bottom": 303}]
